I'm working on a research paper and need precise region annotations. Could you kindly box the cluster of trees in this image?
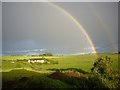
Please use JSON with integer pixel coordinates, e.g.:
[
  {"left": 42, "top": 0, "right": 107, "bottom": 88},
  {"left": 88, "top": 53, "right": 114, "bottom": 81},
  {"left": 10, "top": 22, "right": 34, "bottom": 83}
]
[{"left": 39, "top": 52, "right": 53, "bottom": 56}]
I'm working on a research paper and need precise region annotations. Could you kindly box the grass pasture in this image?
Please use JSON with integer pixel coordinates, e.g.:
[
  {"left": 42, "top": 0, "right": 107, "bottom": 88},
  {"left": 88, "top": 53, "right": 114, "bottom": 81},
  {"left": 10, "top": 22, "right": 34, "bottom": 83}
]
[
  {"left": 1, "top": 53, "right": 119, "bottom": 89},
  {"left": 2, "top": 53, "right": 118, "bottom": 72}
]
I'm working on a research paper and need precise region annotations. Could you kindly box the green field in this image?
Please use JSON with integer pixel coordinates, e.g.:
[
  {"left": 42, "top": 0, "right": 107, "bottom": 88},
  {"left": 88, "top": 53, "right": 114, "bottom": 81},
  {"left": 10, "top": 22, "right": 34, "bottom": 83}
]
[
  {"left": 1, "top": 53, "right": 119, "bottom": 89},
  {"left": 1, "top": 53, "right": 118, "bottom": 72}
]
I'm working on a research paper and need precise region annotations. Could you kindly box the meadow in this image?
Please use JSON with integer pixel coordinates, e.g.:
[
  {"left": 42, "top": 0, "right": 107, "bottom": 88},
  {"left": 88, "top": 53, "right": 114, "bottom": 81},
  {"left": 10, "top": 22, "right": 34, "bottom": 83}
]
[{"left": 1, "top": 53, "right": 119, "bottom": 89}]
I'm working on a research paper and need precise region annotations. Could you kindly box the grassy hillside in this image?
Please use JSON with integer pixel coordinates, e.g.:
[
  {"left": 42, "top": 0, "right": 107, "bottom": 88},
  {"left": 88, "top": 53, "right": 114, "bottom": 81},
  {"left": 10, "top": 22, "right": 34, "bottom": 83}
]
[{"left": 1, "top": 53, "right": 119, "bottom": 89}]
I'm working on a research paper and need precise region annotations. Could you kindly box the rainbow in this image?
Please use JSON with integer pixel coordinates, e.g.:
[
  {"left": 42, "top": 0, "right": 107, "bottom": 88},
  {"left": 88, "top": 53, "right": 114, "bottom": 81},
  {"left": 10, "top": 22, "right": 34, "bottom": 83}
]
[
  {"left": 48, "top": 3, "right": 97, "bottom": 53},
  {"left": 89, "top": 4, "right": 117, "bottom": 52}
]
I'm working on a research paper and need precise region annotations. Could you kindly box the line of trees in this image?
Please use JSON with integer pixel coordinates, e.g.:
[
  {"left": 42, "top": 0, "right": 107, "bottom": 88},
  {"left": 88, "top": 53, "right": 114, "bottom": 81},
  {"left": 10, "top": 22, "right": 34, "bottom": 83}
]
[{"left": 39, "top": 52, "right": 53, "bottom": 56}]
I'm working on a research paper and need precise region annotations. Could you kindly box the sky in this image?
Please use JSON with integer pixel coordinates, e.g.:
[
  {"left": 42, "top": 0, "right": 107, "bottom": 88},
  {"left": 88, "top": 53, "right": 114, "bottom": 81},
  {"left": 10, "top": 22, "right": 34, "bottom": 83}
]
[
  {"left": 0, "top": 1, "right": 2, "bottom": 56},
  {"left": 2, "top": 2, "right": 118, "bottom": 55}
]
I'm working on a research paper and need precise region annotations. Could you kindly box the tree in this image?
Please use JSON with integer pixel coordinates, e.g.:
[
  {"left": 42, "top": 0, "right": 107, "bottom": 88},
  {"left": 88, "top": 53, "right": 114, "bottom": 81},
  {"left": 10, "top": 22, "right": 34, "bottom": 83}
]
[
  {"left": 91, "top": 56, "right": 112, "bottom": 75},
  {"left": 91, "top": 56, "right": 120, "bottom": 88},
  {"left": 44, "top": 52, "right": 53, "bottom": 56}
]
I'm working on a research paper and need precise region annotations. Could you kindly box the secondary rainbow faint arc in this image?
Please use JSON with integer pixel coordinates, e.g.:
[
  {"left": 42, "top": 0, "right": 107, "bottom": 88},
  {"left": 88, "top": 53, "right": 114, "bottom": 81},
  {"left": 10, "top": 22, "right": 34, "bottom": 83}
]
[{"left": 48, "top": 3, "right": 97, "bottom": 53}]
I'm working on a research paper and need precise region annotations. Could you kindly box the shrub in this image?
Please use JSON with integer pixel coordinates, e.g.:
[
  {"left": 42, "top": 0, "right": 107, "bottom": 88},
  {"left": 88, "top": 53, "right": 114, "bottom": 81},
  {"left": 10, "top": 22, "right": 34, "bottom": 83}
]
[
  {"left": 91, "top": 56, "right": 120, "bottom": 89},
  {"left": 91, "top": 56, "right": 112, "bottom": 75}
]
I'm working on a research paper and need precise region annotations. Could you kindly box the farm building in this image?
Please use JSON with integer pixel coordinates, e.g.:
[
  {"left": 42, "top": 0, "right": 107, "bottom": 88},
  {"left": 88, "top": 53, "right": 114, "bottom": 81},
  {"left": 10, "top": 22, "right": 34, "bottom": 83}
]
[{"left": 28, "top": 58, "right": 45, "bottom": 63}]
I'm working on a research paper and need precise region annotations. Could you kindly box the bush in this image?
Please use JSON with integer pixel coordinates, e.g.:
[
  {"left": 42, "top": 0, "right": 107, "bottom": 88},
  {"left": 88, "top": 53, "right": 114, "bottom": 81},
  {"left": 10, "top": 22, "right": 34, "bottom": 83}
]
[
  {"left": 91, "top": 56, "right": 120, "bottom": 89},
  {"left": 91, "top": 56, "right": 112, "bottom": 75}
]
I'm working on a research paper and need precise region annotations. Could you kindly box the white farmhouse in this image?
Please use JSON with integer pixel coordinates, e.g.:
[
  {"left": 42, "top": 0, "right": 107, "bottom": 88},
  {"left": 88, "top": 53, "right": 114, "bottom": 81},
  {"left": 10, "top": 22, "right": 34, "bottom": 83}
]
[{"left": 28, "top": 58, "right": 45, "bottom": 63}]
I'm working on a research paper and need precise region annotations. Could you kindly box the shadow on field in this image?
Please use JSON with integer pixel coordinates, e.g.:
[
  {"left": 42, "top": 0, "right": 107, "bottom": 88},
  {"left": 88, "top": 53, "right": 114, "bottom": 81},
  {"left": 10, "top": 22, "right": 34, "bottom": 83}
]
[
  {"left": 47, "top": 68, "right": 88, "bottom": 74},
  {"left": 47, "top": 70, "right": 108, "bottom": 89},
  {"left": 2, "top": 68, "right": 108, "bottom": 89},
  {"left": 3, "top": 69, "right": 74, "bottom": 89}
]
